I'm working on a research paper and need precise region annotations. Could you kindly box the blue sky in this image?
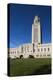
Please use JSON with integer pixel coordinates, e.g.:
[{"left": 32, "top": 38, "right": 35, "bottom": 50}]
[{"left": 8, "top": 4, "right": 51, "bottom": 48}]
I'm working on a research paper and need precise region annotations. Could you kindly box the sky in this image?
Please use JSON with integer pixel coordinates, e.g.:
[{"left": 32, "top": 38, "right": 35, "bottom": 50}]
[{"left": 8, "top": 3, "right": 51, "bottom": 48}]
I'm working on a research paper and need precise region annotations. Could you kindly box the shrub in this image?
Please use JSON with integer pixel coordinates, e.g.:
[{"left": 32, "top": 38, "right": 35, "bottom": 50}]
[
  {"left": 28, "top": 55, "right": 34, "bottom": 58},
  {"left": 20, "top": 55, "right": 23, "bottom": 59}
]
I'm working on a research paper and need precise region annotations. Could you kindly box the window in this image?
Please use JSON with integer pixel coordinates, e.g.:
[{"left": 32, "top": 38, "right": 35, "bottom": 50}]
[
  {"left": 38, "top": 49, "right": 40, "bottom": 52},
  {"left": 43, "top": 54, "right": 46, "bottom": 56},
  {"left": 47, "top": 54, "right": 50, "bottom": 56},
  {"left": 15, "top": 51, "right": 16, "bottom": 53},
  {"left": 31, "top": 50, "right": 32, "bottom": 52},
  {"left": 48, "top": 48, "right": 50, "bottom": 51},
  {"left": 33, "top": 49, "right": 35, "bottom": 52},
  {"left": 40, "top": 55, "right": 42, "bottom": 57},
  {"left": 36, "top": 55, "right": 39, "bottom": 57},
  {"left": 12, "top": 51, "right": 13, "bottom": 54},
  {"left": 21, "top": 46, "right": 23, "bottom": 53},
  {"left": 27, "top": 48, "right": 29, "bottom": 52},
  {"left": 41, "top": 48, "right": 43, "bottom": 51},
  {"left": 17, "top": 51, "right": 19, "bottom": 53},
  {"left": 44, "top": 48, "right": 46, "bottom": 51},
  {"left": 13, "top": 51, "right": 15, "bottom": 54},
  {"left": 27, "top": 46, "right": 29, "bottom": 52}
]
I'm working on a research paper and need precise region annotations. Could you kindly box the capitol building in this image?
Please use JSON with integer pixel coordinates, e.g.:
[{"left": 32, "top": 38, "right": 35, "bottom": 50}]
[{"left": 8, "top": 16, "right": 52, "bottom": 58}]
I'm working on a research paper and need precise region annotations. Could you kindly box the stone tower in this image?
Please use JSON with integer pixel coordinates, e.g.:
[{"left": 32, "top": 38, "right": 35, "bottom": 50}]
[{"left": 32, "top": 16, "right": 41, "bottom": 44}]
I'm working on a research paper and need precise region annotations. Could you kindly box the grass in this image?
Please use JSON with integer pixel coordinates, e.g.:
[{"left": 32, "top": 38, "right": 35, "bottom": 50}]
[{"left": 7, "top": 58, "right": 51, "bottom": 76}]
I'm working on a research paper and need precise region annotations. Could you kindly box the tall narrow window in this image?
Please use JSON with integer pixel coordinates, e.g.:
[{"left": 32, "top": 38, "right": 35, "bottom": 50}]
[
  {"left": 48, "top": 48, "right": 50, "bottom": 51},
  {"left": 38, "top": 49, "right": 40, "bottom": 52},
  {"left": 44, "top": 48, "right": 46, "bottom": 51}
]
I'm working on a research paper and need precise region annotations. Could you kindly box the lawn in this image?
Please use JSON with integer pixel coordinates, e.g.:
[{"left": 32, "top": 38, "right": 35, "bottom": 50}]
[{"left": 7, "top": 58, "right": 51, "bottom": 76}]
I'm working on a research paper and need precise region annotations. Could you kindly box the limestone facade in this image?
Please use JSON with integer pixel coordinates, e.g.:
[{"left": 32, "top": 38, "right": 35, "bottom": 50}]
[{"left": 8, "top": 43, "right": 52, "bottom": 58}]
